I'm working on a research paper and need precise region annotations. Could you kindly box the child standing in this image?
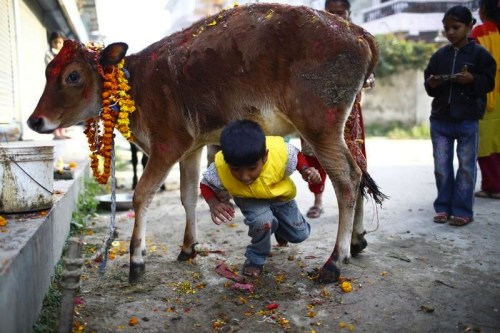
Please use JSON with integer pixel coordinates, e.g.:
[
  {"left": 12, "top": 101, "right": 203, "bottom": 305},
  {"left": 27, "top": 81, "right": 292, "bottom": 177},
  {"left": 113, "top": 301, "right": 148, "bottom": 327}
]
[
  {"left": 200, "top": 120, "right": 321, "bottom": 277},
  {"left": 470, "top": 0, "right": 500, "bottom": 199},
  {"left": 424, "top": 5, "right": 496, "bottom": 226}
]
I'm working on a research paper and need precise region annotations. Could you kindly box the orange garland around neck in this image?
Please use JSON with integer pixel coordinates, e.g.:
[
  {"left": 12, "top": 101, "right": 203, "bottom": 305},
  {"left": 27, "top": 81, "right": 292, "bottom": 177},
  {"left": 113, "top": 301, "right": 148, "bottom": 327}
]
[{"left": 83, "top": 42, "right": 136, "bottom": 184}]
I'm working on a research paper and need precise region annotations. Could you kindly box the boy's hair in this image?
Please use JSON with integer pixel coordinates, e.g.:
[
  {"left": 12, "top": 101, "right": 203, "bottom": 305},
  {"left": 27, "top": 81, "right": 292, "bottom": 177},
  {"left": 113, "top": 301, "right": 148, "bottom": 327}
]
[
  {"left": 443, "top": 5, "right": 477, "bottom": 25},
  {"left": 325, "top": 0, "right": 351, "bottom": 10},
  {"left": 48, "top": 31, "right": 65, "bottom": 44},
  {"left": 220, "top": 120, "right": 266, "bottom": 167}
]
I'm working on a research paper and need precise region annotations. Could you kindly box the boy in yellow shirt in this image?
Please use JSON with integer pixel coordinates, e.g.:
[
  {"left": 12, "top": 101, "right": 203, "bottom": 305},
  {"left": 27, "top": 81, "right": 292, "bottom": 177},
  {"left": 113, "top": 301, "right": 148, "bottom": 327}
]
[{"left": 200, "top": 120, "right": 321, "bottom": 277}]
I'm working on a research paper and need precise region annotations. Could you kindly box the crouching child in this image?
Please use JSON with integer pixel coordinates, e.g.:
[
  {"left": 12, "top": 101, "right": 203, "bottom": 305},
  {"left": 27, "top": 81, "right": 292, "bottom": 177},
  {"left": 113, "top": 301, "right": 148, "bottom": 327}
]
[{"left": 200, "top": 120, "right": 322, "bottom": 278}]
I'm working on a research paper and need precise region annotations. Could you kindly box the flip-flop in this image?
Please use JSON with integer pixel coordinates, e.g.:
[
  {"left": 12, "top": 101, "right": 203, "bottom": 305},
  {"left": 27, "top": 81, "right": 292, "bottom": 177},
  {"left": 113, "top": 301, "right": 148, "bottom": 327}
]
[
  {"left": 475, "top": 190, "right": 500, "bottom": 199},
  {"left": 306, "top": 206, "right": 323, "bottom": 218},
  {"left": 433, "top": 212, "right": 449, "bottom": 223},
  {"left": 449, "top": 216, "right": 473, "bottom": 227}
]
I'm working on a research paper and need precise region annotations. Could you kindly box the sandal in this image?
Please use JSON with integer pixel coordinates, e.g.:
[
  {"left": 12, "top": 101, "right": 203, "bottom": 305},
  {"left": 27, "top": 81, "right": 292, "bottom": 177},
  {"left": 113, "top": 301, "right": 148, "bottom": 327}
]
[
  {"left": 449, "top": 216, "right": 473, "bottom": 227},
  {"left": 275, "top": 233, "right": 288, "bottom": 247},
  {"left": 433, "top": 212, "right": 449, "bottom": 224},
  {"left": 242, "top": 260, "right": 264, "bottom": 278},
  {"left": 475, "top": 190, "right": 500, "bottom": 199},
  {"left": 306, "top": 206, "right": 323, "bottom": 219}
]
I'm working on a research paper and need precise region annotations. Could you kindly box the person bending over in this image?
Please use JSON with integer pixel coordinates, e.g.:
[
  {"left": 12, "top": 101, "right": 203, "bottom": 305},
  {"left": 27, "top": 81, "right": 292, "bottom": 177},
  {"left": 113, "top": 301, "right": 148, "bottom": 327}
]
[{"left": 200, "top": 120, "right": 321, "bottom": 277}]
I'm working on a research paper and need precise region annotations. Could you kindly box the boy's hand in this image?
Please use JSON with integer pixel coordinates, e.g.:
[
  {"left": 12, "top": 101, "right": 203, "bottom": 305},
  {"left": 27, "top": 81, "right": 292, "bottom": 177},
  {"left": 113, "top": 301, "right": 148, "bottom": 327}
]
[
  {"left": 452, "top": 71, "right": 474, "bottom": 85},
  {"left": 207, "top": 198, "right": 235, "bottom": 225},
  {"left": 427, "top": 75, "right": 443, "bottom": 88},
  {"left": 301, "top": 167, "right": 322, "bottom": 185},
  {"left": 363, "top": 74, "right": 375, "bottom": 89}
]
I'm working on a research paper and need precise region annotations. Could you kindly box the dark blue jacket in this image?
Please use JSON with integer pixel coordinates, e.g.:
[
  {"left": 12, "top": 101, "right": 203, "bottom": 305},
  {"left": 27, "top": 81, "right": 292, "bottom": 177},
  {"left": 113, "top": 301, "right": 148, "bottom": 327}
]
[{"left": 424, "top": 40, "right": 496, "bottom": 121}]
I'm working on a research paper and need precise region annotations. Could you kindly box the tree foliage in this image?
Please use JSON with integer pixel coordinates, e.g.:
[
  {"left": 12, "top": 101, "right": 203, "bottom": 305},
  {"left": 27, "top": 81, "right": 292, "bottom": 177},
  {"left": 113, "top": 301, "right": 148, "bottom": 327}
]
[{"left": 374, "top": 34, "right": 437, "bottom": 78}]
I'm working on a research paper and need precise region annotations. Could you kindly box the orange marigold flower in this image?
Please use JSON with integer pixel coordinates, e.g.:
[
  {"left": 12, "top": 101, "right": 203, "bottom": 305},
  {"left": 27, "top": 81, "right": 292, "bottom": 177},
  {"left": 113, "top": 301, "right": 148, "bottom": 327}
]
[
  {"left": 85, "top": 55, "right": 134, "bottom": 184},
  {"left": 0, "top": 216, "right": 7, "bottom": 227},
  {"left": 340, "top": 281, "right": 353, "bottom": 293}
]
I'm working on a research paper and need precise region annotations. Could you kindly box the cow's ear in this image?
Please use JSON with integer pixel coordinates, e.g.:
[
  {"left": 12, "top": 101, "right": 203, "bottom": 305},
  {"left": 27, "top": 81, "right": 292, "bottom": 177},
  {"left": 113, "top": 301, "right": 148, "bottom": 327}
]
[{"left": 100, "top": 42, "right": 128, "bottom": 66}]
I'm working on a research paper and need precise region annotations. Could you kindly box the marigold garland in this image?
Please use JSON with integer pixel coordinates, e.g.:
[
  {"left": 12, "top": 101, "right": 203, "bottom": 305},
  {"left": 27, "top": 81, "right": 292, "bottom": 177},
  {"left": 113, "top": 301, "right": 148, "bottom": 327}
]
[{"left": 83, "top": 43, "right": 136, "bottom": 184}]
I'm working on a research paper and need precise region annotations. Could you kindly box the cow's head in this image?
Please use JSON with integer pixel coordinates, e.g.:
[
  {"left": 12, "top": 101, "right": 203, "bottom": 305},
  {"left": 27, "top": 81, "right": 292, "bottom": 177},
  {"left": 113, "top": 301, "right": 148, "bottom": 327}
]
[{"left": 27, "top": 40, "right": 128, "bottom": 133}]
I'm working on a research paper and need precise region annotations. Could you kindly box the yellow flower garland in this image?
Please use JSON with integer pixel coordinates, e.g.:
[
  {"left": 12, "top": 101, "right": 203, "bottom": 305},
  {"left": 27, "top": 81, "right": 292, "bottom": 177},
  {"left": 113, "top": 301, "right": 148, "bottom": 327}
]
[{"left": 84, "top": 43, "right": 136, "bottom": 184}]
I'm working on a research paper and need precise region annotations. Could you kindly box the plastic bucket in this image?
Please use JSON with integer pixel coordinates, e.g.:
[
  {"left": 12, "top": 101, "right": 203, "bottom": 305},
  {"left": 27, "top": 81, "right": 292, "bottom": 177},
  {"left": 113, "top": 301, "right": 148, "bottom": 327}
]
[{"left": 0, "top": 142, "right": 54, "bottom": 213}]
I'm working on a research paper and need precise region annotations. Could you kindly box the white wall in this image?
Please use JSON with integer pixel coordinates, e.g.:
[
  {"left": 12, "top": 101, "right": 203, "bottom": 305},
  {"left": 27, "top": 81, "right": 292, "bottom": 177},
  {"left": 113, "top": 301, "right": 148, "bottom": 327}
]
[
  {"left": 17, "top": 0, "right": 49, "bottom": 140},
  {"left": 362, "top": 69, "right": 432, "bottom": 126}
]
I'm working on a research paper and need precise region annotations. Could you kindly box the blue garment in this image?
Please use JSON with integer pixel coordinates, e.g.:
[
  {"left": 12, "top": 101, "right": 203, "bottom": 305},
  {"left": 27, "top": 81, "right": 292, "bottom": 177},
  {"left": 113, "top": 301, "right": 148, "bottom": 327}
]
[
  {"left": 430, "top": 118, "right": 478, "bottom": 219},
  {"left": 233, "top": 197, "right": 310, "bottom": 266},
  {"left": 424, "top": 40, "right": 496, "bottom": 121},
  {"left": 425, "top": 39, "right": 495, "bottom": 220}
]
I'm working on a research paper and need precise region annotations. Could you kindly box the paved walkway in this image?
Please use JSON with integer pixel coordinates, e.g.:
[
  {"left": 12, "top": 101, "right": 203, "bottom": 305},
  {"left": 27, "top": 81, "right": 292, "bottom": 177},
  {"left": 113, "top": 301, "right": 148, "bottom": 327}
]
[{"left": 77, "top": 137, "right": 500, "bottom": 333}]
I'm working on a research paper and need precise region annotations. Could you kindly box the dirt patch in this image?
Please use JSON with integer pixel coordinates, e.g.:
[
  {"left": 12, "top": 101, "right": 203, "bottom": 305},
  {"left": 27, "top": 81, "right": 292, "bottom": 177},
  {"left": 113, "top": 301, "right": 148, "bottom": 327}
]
[
  {"left": 71, "top": 181, "right": 500, "bottom": 333},
  {"left": 51, "top": 139, "right": 500, "bottom": 333}
]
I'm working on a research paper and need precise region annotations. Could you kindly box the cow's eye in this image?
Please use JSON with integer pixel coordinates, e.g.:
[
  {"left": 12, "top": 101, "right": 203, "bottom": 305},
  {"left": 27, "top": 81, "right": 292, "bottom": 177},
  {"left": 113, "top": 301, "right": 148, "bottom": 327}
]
[{"left": 66, "top": 71, "right": 80, "bottom": 84}]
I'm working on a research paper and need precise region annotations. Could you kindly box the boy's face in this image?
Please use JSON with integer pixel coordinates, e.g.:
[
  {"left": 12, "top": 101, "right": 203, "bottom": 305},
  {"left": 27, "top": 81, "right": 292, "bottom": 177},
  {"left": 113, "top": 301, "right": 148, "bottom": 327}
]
[
  {"left": 443, "top": 17, "right": 472, "bottom": 47},
  {"left": 229, "top": 152, "right": 268, "bottom": 185},
  {"left": 325, "top": 2, "right": 350, "bottom": 20},
  {"left": 51, "top": 37, "right": 64, "bottom": 51}
]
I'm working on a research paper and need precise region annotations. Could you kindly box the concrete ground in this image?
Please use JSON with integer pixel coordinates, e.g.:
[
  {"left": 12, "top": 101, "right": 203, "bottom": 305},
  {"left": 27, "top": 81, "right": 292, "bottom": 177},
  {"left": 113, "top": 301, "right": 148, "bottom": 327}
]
[{"left": 60, "top": 137, "right": 500, "bottom": 333}]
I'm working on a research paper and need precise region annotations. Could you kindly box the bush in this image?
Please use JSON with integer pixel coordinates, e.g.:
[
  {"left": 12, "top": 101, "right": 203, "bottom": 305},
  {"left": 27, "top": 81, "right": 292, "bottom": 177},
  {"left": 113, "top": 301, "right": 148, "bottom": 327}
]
[
  {"left": 366, "top": 122, "right": 430, "bottom": 139},
  {"left": 374, "top": 34, "right": 437, "bottom": 79}
]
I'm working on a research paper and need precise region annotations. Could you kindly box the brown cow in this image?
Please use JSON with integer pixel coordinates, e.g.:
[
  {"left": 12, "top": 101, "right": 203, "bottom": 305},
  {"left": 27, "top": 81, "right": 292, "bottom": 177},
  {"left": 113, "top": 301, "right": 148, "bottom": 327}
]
[{"left": 28, "top": 3, "right": 383, "bottom": 283}]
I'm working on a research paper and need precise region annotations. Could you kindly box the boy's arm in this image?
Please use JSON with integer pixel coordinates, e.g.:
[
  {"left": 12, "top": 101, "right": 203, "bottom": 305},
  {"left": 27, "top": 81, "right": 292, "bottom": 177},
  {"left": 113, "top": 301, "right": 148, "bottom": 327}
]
[
  {"left": 200, "top": 164, "right": 235, "bottom": 224},
  {"left": 424, "top": 52, "right": 445, "bottom": 94},
  {"left": 200, "top": 182, "right": 218, "bottom": 202},
  {"left": 200, "top": 163, "right": 224, "bottom": 204},
  {"left": 285, "top": 143, "right": 322, "bottom": 184},
  {"left": 296, "top": 151, "right": 310, "bottom": 173},
  {"left": 470, "top": 50, "right": 496, "bottom": 95},
  {"left": 297, "top": 152, "right": 322, "bottom": 184}
]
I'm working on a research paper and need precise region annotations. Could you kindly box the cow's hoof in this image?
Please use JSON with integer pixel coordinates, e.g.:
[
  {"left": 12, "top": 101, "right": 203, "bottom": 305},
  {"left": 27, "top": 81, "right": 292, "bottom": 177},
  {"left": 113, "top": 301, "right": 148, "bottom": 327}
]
[
  {"left": 129, "top": 263, "right": 145, "bottom": 284},
  {"left": 176, "top": 243, "right": 198, "bottom": 261},
  {"left": 318, "top": 263, "right": 340, "bottom": 283},
  {"left": 351, "top": 235, "right": 368, "bottom": 257}
]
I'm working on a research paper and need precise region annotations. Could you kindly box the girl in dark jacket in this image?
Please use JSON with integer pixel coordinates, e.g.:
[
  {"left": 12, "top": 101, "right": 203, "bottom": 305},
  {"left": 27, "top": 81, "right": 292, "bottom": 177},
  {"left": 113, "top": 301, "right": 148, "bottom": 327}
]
[{"left": 424, "top": 5, "right": 496, "bottom": 226}]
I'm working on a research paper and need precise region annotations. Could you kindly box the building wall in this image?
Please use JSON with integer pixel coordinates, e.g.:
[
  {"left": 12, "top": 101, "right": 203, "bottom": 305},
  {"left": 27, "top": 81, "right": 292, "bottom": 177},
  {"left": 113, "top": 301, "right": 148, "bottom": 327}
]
[
  {"left": 362, "top": 69, "right": 432, "bottom": 127},
  {"left": 0, "top": 0, "right": 47, "bottom": 140},
  {"left": 17, "top": 0, "right": 48, "bottom": 140}
]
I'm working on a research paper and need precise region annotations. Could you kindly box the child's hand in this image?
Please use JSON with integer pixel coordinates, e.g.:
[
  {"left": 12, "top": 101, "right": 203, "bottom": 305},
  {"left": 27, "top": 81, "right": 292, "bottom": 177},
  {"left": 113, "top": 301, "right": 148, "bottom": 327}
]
[
  {"left": 207, "top": 198, "right": 235, "bottom": 225},
  {"left": 452, "top": 71, "right": 474, "bottom": 85},
  {"left": 363, "top": 74, "right": 375, "bottom": 89},
  {"left": 301, "top": 167, "right": 322, "bottom": 185},
  {"left": 427, "top": 75, "right": 443, "bottom": 88}
]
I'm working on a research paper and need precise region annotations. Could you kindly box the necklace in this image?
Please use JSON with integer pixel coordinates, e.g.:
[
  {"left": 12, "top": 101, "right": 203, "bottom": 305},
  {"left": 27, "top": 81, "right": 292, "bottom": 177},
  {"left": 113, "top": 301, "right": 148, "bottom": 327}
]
[{"left": 84, "top": 43, "right": 136, "bottom": 184}]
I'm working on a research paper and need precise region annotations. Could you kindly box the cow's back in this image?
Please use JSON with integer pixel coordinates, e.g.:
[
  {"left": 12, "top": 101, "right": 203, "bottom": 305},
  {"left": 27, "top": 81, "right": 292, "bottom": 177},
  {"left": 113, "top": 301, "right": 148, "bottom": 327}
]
[{"left": 125, "top": 3, "right": 377, "bottom": 146}]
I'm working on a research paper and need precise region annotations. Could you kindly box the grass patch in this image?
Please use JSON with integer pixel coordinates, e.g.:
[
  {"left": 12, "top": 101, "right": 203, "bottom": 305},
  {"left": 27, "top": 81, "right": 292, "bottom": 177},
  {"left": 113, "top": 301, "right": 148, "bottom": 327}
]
[
  {"left": 33, "top": 178, "right": 105, "bottom": 332},
  {"left": 70, "top": 178, "right": 105, "bottom": 232},
  {"left": 366, "top": 122, "right": 430, "bottom": 139},
  {"left": 33, "top": 264, "right": 64, "bottom": 333}
]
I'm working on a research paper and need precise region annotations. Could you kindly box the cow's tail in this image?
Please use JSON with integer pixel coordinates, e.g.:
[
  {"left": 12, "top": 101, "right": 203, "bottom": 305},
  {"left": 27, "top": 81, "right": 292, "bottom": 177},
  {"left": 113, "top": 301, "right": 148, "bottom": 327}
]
[{"left": 361, "top": 171, "right": 388, "bottom": 206}]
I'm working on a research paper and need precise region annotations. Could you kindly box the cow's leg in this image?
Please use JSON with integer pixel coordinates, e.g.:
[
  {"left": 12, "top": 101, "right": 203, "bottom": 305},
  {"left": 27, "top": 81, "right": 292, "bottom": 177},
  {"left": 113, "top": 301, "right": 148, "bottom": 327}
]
[
  {"left": 315, "top": 141, "right": 361, "bottom": 283},
  {"left": 292, "top": 101, "right": 361, "bottom": 281},
  {"left": 129, "top": 150, "right": 175, "bottom": 283},
  {"left": 351, "top": 191, "right": 367, "bottom": 257},
  {"left": 176, "top": 148, "right": 203, "bottom": 261},
  {"left": 130, "top": 143, "right": 139, "bottom": 190}
]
